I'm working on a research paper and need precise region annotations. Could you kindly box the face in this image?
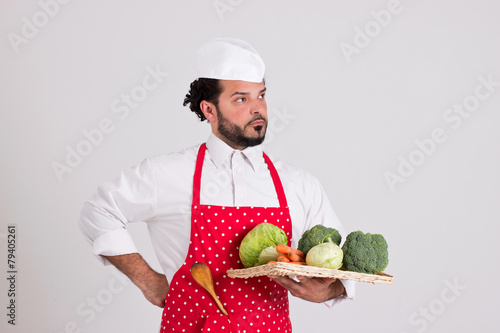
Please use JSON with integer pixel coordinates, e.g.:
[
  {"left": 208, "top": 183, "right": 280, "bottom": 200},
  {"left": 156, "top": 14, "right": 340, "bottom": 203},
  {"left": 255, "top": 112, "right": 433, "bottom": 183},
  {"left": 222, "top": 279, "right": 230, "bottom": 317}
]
[{"left": 202, "top": 80, "right": 267, "bottom": 150}]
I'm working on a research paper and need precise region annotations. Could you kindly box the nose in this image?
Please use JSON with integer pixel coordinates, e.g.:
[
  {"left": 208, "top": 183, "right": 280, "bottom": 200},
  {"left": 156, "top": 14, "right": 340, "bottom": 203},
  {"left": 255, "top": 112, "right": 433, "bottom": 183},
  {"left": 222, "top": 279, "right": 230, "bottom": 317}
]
[{"left": 250, "top": 98, "right": 266, "bottom": 115}]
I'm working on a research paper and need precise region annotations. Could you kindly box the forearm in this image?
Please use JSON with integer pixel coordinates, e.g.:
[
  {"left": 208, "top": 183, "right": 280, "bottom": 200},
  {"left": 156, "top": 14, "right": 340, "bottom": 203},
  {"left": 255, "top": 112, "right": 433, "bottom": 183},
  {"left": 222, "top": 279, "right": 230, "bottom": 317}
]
[
  {"left": 103, "top": 253, "right": 169, "bottom": 307},
  {"left": 104, "top": 253, "right": 157, "bottom": 288}
]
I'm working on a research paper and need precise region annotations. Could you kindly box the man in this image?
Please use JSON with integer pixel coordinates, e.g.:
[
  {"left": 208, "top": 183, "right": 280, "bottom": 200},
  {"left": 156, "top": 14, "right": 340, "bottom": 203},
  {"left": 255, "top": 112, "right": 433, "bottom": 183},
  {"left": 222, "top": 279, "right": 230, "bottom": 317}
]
[{"left": 78, "top": 38, "right": 354, "bottom": 332}]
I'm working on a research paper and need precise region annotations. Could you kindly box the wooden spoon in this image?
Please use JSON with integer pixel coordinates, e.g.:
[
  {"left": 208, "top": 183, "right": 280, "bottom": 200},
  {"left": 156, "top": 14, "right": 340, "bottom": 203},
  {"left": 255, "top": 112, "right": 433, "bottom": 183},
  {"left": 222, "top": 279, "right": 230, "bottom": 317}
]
[{"left": 190, "top": 262, "right": 228, "bottom": 315}]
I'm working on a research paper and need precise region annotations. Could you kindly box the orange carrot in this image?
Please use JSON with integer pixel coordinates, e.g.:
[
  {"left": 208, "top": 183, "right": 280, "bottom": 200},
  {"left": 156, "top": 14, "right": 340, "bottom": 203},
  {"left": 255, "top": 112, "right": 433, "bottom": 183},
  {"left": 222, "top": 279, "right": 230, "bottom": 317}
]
[
  {"left": 289, "top": 261, "right": 307, "bottom": 265},
  {"left": 291, "top": 249, "right": 305, "bottom": 258},
  {"left": 277, "top": 254, "right": 291, "bottom": 262},
  {"left": 276, "top": 244, "right": 291, "bottom": 254},
  {"left": 276, "top": 245, "right": 305, "bottom": 258},
  {"left": 288, "top": 252, "right": 304, "bottom": 262}
]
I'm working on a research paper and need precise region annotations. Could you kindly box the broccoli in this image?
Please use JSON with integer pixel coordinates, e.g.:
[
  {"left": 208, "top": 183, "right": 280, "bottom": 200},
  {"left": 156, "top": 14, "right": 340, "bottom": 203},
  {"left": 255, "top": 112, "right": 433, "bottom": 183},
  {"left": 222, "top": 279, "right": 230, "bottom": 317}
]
[
  {"left": 298, "top": 224, "right": 342, "bottom": 256},
  {"left": 341, "top": 230, "right": 388, "bottom": 274}
]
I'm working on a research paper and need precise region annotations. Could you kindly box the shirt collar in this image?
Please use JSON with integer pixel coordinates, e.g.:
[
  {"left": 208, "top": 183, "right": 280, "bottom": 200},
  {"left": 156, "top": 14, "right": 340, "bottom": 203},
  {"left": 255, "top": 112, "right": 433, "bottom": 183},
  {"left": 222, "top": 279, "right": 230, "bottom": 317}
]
[{"left": 205, "top": 133, "right": 264, "bottom": 172}]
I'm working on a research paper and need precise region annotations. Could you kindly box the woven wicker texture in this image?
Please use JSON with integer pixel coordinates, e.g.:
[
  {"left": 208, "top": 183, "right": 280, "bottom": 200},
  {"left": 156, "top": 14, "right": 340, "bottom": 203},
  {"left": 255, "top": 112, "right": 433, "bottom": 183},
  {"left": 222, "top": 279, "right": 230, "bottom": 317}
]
[{"left": 227, "top": 262, "right": 394, "bottom": 284}]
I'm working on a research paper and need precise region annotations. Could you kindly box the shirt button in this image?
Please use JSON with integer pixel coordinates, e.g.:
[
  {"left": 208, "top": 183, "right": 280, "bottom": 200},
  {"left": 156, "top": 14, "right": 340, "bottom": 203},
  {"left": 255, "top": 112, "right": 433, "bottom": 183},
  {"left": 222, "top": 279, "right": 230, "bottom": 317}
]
[{"left": 235, "top": 170, "right": 241, "bottom": 175}]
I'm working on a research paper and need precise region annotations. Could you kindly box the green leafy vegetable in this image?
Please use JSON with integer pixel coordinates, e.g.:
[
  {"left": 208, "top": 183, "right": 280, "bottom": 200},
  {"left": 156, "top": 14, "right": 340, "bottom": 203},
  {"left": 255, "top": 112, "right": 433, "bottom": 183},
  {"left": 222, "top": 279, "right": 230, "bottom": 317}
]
[
  {"left": 239, "top": 223, "right": 288, "bottom": 268},
  {"left": 256, "top": 246, "right": 281, "bottom": 266}
]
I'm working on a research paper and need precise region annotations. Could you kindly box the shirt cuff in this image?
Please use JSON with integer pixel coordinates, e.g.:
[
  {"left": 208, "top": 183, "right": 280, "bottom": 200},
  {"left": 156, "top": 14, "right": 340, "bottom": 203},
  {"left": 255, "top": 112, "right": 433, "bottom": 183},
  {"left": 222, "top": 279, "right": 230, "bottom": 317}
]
[
  {"left": 323, "top": 279, "right": 356, "bottom": 308},
  {"left": 92, "top": 229, "right": 139, "bottom": 265}
]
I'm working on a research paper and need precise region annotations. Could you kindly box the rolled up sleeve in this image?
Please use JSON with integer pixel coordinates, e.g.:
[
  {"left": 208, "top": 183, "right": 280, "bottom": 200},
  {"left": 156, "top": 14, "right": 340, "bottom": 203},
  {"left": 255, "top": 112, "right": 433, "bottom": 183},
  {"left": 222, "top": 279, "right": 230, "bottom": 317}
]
[{"left": 77, "top": 158, "right": 157, "bottom": 265}]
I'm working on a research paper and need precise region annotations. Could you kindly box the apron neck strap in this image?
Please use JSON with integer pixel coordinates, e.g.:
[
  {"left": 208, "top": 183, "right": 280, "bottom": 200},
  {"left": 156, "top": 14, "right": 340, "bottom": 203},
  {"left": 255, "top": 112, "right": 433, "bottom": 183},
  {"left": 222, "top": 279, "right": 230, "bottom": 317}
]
[
  {"left": 192, "top": 143, "right": 206, "bottom": 207},
  {"left": 192, "top": 143, "right": 288, "bottom": 208},
  {"left": 262, "top": 152, "right": 288, "bottom": 208}
]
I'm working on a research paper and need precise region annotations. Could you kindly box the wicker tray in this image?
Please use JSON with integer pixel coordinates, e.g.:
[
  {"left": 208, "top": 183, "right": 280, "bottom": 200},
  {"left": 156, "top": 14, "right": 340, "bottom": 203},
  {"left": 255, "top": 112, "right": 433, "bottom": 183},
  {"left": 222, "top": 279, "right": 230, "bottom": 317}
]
[{"left": 227, "top": 262, "right": 394, "bottom": 285}]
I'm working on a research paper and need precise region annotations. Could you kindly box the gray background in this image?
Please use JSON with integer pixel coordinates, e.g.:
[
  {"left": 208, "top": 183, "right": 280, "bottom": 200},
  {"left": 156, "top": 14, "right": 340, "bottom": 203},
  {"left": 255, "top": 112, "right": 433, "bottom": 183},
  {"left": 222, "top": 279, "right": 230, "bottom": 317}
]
[{"left": 1, "top": 0, "right": 499, "bottom": 332}]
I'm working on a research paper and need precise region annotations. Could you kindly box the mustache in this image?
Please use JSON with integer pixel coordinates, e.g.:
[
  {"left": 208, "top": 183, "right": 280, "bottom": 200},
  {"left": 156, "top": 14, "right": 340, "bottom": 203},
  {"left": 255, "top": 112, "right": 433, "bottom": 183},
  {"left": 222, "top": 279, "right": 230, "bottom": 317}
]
[{"left": 246, "top": 115, "right": 267, "bottom": 126}]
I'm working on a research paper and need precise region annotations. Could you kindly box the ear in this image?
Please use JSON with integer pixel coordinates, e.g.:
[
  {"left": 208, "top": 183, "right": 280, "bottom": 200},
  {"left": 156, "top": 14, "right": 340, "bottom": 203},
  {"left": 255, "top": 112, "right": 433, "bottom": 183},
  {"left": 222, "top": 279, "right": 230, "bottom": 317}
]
[{"left": 200, "top": 100, "right": 217, "bottom": 123}]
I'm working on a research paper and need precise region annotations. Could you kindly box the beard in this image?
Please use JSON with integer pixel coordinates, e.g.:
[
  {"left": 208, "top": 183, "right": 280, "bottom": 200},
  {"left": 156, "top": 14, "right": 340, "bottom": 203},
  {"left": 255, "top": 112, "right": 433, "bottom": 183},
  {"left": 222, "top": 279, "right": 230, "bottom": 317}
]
[{"left": 216, "top": 107, "right": 267, "bottom": 148}]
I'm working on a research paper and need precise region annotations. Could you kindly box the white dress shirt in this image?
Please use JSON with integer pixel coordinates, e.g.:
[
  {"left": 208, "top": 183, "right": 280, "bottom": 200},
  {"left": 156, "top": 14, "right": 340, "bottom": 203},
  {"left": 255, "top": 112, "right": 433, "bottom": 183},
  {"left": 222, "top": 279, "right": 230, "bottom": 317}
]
[{"left": 78, "top": 133, "right": 355, "bottom": 307}]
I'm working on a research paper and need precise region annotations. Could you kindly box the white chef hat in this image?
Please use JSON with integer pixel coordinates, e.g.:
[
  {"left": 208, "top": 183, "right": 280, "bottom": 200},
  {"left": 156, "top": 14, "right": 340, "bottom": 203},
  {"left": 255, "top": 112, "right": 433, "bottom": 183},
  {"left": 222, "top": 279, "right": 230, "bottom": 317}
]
[{"left": 196, "top": 37, "right": 265, "bottom": 83}]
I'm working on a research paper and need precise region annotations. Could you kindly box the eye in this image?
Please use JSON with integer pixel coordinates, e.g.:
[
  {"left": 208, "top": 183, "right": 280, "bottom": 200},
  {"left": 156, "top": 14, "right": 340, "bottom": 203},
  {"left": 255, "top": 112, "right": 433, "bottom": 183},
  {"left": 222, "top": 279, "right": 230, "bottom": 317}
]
[
  {"left": 259, "top": 94, "right": 266, "bottom": 99},
  {"left": 235, "top": 97, "right": 245, "bottom": 103}
]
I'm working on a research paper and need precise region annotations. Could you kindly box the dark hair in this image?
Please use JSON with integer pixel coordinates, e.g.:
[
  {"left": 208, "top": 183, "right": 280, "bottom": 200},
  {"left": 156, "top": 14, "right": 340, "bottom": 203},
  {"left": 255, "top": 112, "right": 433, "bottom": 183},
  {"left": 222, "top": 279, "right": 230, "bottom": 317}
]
[{"left": 183, "top": 78, "right": 223, "bottom": 121}]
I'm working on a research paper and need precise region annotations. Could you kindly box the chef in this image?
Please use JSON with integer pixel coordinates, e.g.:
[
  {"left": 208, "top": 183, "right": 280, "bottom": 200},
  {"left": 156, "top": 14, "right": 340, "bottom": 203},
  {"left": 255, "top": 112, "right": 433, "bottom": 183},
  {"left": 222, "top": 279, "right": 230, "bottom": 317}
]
[{"left": 78, "top": 37, "right": 355, "bottom": 332}]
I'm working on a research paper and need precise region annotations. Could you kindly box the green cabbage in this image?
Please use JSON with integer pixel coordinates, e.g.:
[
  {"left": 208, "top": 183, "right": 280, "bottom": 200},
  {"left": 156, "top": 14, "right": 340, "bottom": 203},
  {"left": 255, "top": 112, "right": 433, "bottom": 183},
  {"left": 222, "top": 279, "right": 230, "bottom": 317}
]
[
  {"left": 256, "top": 246, "right": 281, "bottom": 266},
  {"left": 305, "top": 238, "right": 343, "bottom": 269},
  {"left": 239, "top": 223, "right": 288, "bottom": 268}
]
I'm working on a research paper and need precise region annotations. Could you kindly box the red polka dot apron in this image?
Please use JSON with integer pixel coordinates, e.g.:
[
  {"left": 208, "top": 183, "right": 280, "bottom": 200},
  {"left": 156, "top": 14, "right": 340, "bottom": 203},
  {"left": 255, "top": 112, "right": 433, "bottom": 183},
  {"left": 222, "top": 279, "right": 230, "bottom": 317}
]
[{"left": 160, "top": 143, "right": 293, "bottom": 332}]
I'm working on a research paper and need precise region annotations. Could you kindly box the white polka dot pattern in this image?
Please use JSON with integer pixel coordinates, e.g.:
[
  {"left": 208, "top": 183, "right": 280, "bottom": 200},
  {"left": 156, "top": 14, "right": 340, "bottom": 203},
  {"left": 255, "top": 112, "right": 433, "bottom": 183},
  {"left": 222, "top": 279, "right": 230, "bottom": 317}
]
[{"left": 160, "top": 144, "right": 293, "bottom": 332}]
